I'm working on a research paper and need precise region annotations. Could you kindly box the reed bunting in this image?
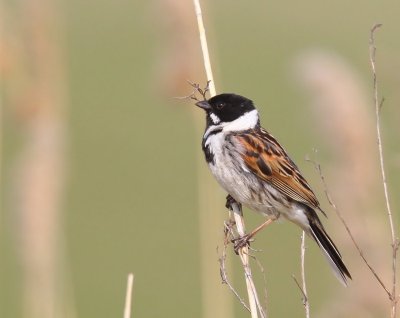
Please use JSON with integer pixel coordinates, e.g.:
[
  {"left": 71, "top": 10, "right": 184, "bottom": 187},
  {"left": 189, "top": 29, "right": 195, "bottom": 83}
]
[{"left": 195, "top": 93, "right": 351, "bottom": 285}]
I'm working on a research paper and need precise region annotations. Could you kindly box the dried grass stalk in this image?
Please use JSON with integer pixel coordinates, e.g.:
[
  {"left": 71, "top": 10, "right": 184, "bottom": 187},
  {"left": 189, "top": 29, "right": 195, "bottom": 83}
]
[
  {"left": 192, "top": 1, "right": 265, "bottom": 317},
  {"left": 123, "top": 273, "right": 135, "bottom": 318}
]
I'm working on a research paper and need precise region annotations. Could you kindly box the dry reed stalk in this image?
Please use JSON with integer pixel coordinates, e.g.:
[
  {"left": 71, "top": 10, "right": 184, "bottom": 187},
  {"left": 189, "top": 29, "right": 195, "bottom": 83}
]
[
  {"left": 300, "top": 232, "right": 310, "bottom": 318},
  {"left": 123, "top": 273, "right": 135, "bottom": 318},
  {"left": 369, "top": 24, "right": 399, "bottom": 318},
  {"left": 294, "top": 50, "right": 392, "bottom": 317},
  {"left": 231, "top": 203, "right": 266, "bottom": 318},
  {"left": 157, "top": 1, "right": 233, "bottom": 317},
  {"left": 292, "top": 232, "right": 310, "bottom": 318},
  {"left": 5, "top": 1, "right": 75, "bottom": 317},
  {"left": 300, "top": 231, "right": 310, "bottom": 318},
  {"left": 219, "top": 228, "right": 251, "bottom": 312},
  {"left": 192, "top": 1, "right": 264, "bottom": 317},
  {"left": 192, "top": 0, "right": 216, "bottom": 97}
]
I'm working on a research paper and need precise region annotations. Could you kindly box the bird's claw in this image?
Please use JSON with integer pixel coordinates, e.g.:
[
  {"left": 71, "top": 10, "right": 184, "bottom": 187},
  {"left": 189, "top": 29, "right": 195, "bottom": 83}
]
[
  {"left": 225, "top": 194, "right": 239, "bottom": 211},
  {"left": 232, "top": 234, "right": 254, "bottom": 255}
]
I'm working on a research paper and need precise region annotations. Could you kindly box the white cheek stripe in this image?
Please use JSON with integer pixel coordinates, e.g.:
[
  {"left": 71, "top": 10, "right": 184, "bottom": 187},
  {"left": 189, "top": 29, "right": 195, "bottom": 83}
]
[{"left": 210, "top": 113, "right": 220, "bottom": 124}]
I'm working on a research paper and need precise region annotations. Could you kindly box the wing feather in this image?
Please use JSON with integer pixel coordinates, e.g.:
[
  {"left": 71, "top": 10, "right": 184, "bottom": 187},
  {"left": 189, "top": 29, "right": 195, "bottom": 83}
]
[{"left": 233, "top": 128, "right": 321, "bottom": 210}]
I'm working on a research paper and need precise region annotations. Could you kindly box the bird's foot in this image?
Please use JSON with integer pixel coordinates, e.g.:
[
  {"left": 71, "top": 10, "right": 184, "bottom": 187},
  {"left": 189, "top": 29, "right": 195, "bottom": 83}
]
[
  {"left": 232, "top": 234, "right": 254, "bottom": 255},
  {"left": 225, "top": 194, "right": 241, "bottom": 211}
]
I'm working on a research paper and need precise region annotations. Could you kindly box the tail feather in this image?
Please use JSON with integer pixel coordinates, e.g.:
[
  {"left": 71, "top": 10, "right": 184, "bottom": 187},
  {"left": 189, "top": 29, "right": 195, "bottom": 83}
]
[{"left": 305, "top": 208, "right": 352, "bottom": 286}]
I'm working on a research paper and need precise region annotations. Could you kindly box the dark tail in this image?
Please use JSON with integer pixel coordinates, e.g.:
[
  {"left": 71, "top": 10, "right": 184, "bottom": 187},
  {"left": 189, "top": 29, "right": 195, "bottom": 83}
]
[{"left": 306, "top": 208, "right": 352, "bottom": 286}]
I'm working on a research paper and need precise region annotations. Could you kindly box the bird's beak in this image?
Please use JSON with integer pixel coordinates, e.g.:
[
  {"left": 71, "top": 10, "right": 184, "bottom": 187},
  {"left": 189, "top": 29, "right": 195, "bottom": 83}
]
[{"left": 195, "top": 100, "right": 211, "bottom": 110}]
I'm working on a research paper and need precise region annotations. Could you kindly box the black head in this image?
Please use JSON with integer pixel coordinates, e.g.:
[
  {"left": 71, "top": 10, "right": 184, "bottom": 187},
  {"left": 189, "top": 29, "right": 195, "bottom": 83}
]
[{"left": 195, "top": 93, "right": 256, "bottom": 124}]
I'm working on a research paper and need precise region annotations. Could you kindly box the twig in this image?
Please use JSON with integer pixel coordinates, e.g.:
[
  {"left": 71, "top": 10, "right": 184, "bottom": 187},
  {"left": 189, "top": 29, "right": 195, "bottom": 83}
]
[
  {"left": 218, "top": 243, "right": 251, "bottom": 312},
  {"left": 123, "top": 273, "right": 134, "bottom": 318},
  {"left": 292, "top": 276, "right": 307, "bottom": 302},
  {"left": 221, "top": 220, "right": 269, "bottom": 315},
  {"left": 369, "top": 23, "right": 399, "bottom": 318},
  {"left": 292, "top": 276, "right": 309, "bottom": 316},
  {"left": 292, "top": 232, "right": 310, "bottom": 318},
  {"left": 192, "top": 1, "right": 265, "bottom": 317},
  {"left": 174, "top": 80, "right": 211, "bottom": 101},
  {"left": 306, "top": 155, "right": 391, "bottom": 297},
  {"left": 232, "top": 202, "right": 266, "bottom": 318},
  {"left": 300, "top": 232, "right": 310, "bottom": 318},
  {"left": 248, "top": 253, "right": 269, "bottom": 315}
]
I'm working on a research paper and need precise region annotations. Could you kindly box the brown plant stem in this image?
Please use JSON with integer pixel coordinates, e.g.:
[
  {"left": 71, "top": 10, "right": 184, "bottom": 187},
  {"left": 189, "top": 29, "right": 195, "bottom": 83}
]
[
  {"left": 369, "top": 23, "right": 399, "bottom": 318},
  {"left": 219, "top": 235, "right": 251, "bottom": 313},
  {"left": 307, "top": 156, "right": 391, "bottom": 297}
]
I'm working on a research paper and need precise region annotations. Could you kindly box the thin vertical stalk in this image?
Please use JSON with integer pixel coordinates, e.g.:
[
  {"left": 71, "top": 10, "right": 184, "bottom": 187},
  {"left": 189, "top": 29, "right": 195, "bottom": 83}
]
[
  {"left": 191, "top": 1, "right": 233, "bottom": 317},
  {"left": 232, "top": 203, "right": 266, "bottom": 318},
  {"left": 369, "top": 23, "right": 398, "bottom": 318},
  {"left": 192, "top": 0, "right": 216, "bottom": 97},
  {"left": 192, "top": 1, "right": 264, "bottom": 317},
  {"left": 300, "top": 232, "right": 310, "bottom": 318},
  {"left": 123, "top": 274, "right": 134, "bottom": 318}
]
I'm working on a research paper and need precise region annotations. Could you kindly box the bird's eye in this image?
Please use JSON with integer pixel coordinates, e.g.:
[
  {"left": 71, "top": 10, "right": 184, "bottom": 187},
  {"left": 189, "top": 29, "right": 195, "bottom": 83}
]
[{"left": 216, "top": 102, "right": 225, "bottom": 110}]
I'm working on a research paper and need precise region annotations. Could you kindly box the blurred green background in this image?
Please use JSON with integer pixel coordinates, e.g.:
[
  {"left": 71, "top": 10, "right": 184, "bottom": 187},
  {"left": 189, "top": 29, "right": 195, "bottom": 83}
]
[{"left": 2, "top": 0, "right": 400, "bottom": 317}]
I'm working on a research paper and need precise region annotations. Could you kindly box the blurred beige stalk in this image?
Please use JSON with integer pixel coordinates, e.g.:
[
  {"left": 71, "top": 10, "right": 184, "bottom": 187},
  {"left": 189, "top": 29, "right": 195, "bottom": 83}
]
[
  {"left": 293, "top": 51, "right": 392, "bottom": 317},
  {"left": 155, "top": 1, "right": 233, "bottom": 318},
  {"left": 4, "top": 0, "right": 75, "bottom": 317}
]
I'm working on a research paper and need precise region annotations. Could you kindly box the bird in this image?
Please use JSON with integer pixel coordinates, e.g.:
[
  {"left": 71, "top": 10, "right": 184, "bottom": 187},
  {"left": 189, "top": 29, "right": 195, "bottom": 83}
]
[{"left": 195, "top": 93, "right": 351, "bottom": 286}]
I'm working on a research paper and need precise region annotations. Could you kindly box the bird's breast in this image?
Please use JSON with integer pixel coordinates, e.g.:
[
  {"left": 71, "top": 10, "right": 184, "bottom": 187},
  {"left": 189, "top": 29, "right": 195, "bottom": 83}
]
[{"left": 202, "top": 132, "right": 288, "bottom": 218}]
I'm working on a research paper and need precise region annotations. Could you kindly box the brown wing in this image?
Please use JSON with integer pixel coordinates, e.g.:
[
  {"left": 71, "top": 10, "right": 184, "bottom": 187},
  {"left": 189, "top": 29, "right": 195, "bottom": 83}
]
[{"left": 233, "top": 127, "right": 321, "bottom": 210}]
